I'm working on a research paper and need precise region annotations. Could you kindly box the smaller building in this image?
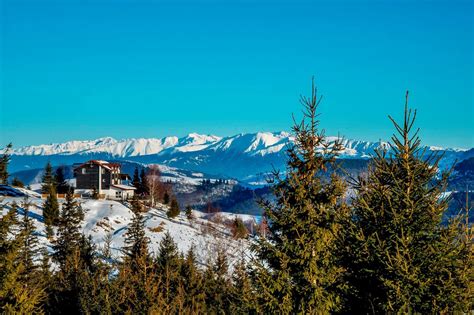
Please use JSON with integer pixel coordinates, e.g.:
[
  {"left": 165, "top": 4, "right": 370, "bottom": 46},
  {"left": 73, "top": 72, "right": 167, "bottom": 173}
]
[{"left": 73, "top": 160, "right": 136, "bottom": 200}]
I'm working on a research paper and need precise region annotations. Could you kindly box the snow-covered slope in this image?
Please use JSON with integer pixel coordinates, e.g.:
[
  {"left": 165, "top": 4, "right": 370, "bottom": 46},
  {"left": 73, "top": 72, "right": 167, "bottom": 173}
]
[{"left": 0, "top": 187, "right": 250, "bottom": 266}]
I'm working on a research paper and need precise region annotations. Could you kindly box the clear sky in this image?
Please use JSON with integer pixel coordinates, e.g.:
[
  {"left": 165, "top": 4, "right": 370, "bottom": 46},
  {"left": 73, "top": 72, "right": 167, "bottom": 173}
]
[{"left": 1, "top": 0, "right": 473, "bottom": 148}]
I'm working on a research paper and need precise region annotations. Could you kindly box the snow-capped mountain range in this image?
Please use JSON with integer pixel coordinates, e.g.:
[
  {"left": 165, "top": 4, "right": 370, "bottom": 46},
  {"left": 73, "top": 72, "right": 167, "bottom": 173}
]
[
  {"left": 11, "top": 132, "right": 390, "bottom": 158},
  {"left": 8, "top": 132, "right": 474, "bottom": 182}
]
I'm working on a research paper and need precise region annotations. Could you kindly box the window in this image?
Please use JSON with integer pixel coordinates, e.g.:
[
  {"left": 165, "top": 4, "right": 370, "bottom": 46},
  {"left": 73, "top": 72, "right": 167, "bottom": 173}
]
[
  {"left": 116, "top": 191, "right": 121, "bottom": 198},
  {"left": 102, "top": 168, "right": 105, "bottom": 174},
  {"left": 82, "top": 168, "right": 86, "bottom": 174}
]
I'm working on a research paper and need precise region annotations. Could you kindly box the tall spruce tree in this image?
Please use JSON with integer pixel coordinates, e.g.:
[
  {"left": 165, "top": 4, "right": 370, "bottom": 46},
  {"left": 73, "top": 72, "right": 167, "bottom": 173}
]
[
  {"left": 132, "top": 167, "right": 141, "bottom": 194},
  {"left": 343, "top": 92, "right": 473, "bottom": 313},
  {"left": 252, "top": 79, "right": 350, "bottom": 313},
  {"left": 54, "top": 166, "right": 70, "bottom": 194},
  {"left": 118, "top": 196, "right": 158, "bottom": 313},
  {"left": 185, "top": 205, "right": 194, "bottom": 220},
  {"left": 180, "top": 245, "right": 205, "bottom": 311},
  {"left": 52, "top": 189, "right": 85, "bottom": 267},
  {"left": 163, "top": 191, "right": 170, "bottom": 205},
  {"left": 18, "top": 198, "right": 40, "bottom": 274},
  {"left": 230, "top": 253, "right": 256, "bottom": 313},
  {"left": 167, "top": 199, "right": 180, "bottom": 219},
  {"left": 140, "top": 168, "right": 149, "bottom": 196},
  {"left": 48, "top": 189, "right": 95, "bottom": 314},
  {"left": 123, "top": 196, "right": 149, "bottom": 265},
  {"left": 0, "top": 143, "right": 12, "bottom": 185},
  {"left": 0, "top": 202, "right": 45, "bottom": 313},
  {"left": 41, "top": 162, "right": 56, "bottom": 194},
  {"left": 43, "top": 186, "right": 59, "bottom": 237},
  {"left": 204, "top": 247, "right": 232, "bottom": 313},
  {"left": 156, "top": 232, "right": 182, "bottom": 308}
]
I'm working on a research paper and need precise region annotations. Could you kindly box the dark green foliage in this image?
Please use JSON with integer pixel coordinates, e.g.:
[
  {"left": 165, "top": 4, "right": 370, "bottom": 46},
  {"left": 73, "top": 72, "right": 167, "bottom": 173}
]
[
  {"left": 163, "top": 191, "right": 170, "bottom": 204},
  {"left": 132, "top": 167, "right": 141, "bottom": 193},
  {"left": 0, "top": 202, "right": 45, "bottom": 313},
  {"left": 180, "top": 245, "right": 206, "bottom": 311},
  {"left": 47, "top": 190, "right": 97, "bottom": 314},
  {"left": 41, "top": 161, "right": 56, "bottom": 194},
  {"left": 156, "top": 233, "right": 182, "bottom": 309},
  {"left": 203, "top": 247, "right": 232, "bottom": 313},
  {"left": 0, "top": 143, "right": 12, "bottom": 185},
  {"left": 185, "top": 204, "right": 193, "bottom": 220},
  {"left": 43, "top": 187, "right": 59, "bottom": 237},
  {"left": 232, "top": 217, "right": 248, "bottom": 239},
  {"left": 11, "top": 177, "right": 24, "bottom": 188},
  {"left": 140, "top": 168, "right": 149, "bottom": 196},
  {"left": 54, "top": 166, "right": 70, "bottom": 194},
  {"left": 167, "top": 199, "right": 180, "bottom": 218},
  {"left": 123, "top": 196, "right": 149, "bottom": 266},
  {"left": 116, "top": 197, "right": 158, "bottom": 313},
  {"left": 52, "top": 189, "right": 85, "bottom": 267},
  {"left": 18, "top": 198, "right": 40, "bottom": 273},
  {"left": 252, "top": 80, "right": 350, "bottom": 313},
  {"left": 343, "top": 93, "right": 473, "bottom": 313},
  {"left": 156, "top": 232, "right": 179, "bottom": 271},
  {"left": 231, "top": 255, "right": 256, "bottom": 314}
]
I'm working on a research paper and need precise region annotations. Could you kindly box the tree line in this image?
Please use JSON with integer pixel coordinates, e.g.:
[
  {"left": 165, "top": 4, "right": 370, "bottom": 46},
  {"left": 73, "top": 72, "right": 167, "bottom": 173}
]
[{"left": 0, "top": 81, "right": 472, "bottom": 313}]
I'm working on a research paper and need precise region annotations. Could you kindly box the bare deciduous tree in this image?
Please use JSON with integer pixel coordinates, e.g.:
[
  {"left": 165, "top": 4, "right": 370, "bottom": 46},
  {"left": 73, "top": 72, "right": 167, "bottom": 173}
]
[{"left": 146, "top": 164, "right": 162, "bottom": 207}]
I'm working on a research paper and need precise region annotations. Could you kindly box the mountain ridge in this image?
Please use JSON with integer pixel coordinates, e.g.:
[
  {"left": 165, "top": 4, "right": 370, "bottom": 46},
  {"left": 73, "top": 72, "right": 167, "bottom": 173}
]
[{"left": 7, "top": 132, "right": 473, "bottom": 182}]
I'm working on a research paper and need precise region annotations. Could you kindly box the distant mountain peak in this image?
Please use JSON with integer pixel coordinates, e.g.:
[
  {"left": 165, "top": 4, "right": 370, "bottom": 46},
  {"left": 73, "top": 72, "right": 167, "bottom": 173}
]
[
  {"left": 7, "top": 132, "right": 474, "bottom": 182},
  {"left": 12, "top": 131, "right": 466, "bottom": 159}
]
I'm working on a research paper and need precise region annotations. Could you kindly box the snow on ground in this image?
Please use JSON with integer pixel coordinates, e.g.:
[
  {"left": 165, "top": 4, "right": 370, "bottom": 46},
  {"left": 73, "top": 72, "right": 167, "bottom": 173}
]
[
  {"left": 0, "top": 186, "right": 251, "bottom": 268},
  {"left": 197, "top": 211, "right": 261, "bottom": 225}
]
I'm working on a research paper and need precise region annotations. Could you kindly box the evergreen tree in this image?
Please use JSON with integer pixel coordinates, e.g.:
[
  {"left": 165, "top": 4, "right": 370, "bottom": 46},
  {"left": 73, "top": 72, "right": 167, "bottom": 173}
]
[
  {"left": 252, "top": 80, "right": 350, "bottom": 313},
  {"left": 117, "top": 196, "right": 159, "bottom": 313},
  {"left": 132, "top": 167, "right": 141, "bottom": 194},
  {"left": 203, "top": 247, "right": 232, "bottom": 313},
  {"left": 0, "top": 202, "right": 45, "bottom": 313},
  {"left": 11, "top": 177, "right": 24, "bottom": 188},
  {"left": 55, "top": 166, "right": 70, "bottom": 194},
  {"left": 123, "top": 196, "right": 149, "bottom": 265},
  {"left": 231, "top": 254, "right": 256, "bottom": 314},
  {"left": 156, "top": 232, "right": 180, "bottom": 272},
  {"left": 52, "top": 189, "right": 85, "bottom": 267},
  {"left": 85, "top": 234, "right": 114, "bottom": 314},
  {"left": 43, "top": 186, "right": 59, "bottom": 237},
  {"left": 41, "top": 161, "right": 56, "bottom": 194},
  {"left": 48, "top": 189, "right": 96, "bottom": 314},
  {"left": 0, "top": 143, "right": 12, "bottom": 185},
  {"left": 156, "top": 232, "right": 182, "bottom": 308},
  {"left": 343, "top": 93, "right": 473, "bottom": 313},
  {"left": 18, "top": 198, "right": 40, "bottom": 274},
  {"left": 140, "top": 168, "right": 149, "bottom": 196},
  {"left": 180, "top": 245, "right": 205, "bottom": 311},
  {"left": 40, "top": 246, "right": 52, "bottom": 287},
  {"left": 0, "top": 203, "right": 19, "bottom": 278},
  {"left": 163, "top": 191, "right": 170, "bottom": 204},
  {"left": 232, "top": 217, "right": 248, "bottom": 239},
  {"left": 167, "top": 199, "right": 180, "bottom": 219},
  {"left": 185, "top": 205, "right": 194, "bottom": 220}
]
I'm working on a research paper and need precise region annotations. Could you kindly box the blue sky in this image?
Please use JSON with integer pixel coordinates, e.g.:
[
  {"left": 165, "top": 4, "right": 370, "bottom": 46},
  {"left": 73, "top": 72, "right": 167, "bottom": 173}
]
[{"left": 1, "top": 0, "right": 473, "bottom": 148}]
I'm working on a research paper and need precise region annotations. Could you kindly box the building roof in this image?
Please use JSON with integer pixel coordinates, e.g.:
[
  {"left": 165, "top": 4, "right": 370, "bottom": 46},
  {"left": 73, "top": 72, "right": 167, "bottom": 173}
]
[
  {"left": 111, "top": 184, "right": 137, "bottom": 190},
  {"left": 74, "top": 160, "right": 121, "bottom": 170}
]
